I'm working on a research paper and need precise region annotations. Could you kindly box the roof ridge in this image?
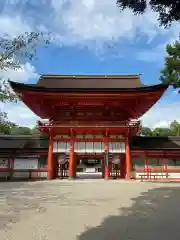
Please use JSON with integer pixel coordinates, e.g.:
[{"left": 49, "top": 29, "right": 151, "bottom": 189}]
[{"left": 40, "top": 74, "right": 141, "bottom": 79}]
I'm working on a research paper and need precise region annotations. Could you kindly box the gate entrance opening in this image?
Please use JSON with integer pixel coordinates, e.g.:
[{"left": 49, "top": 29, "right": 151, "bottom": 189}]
[
  {"left": 55, "top": 152, "right": 127, "bottom": 180},
  {"left": 76, "top": 154, "right": 104, "bottom": 179}
]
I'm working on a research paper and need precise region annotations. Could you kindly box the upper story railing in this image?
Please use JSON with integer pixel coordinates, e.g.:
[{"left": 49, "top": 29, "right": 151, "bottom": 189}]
[{"left": 37, "top": 119, "right": 141, "bottom": 128}]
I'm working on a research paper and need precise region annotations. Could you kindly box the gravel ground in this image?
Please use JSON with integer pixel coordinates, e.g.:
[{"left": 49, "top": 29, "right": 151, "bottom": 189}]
[{"left": 0, "top": 179, "right": 180, "bottom": 240}]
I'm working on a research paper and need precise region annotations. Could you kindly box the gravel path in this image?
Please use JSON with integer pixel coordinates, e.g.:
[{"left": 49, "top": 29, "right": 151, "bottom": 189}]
[{"left": 0, "top": 179, "right": 180, "bottom": 240}]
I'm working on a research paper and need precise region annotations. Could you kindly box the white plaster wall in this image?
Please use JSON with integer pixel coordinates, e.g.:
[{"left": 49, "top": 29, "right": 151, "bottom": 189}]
[
  {"left": 14, "top": 159, "right": 38, "bottom": 170},
  {"left": 168, "top": 173, "right": 180, "bottom": 178}
]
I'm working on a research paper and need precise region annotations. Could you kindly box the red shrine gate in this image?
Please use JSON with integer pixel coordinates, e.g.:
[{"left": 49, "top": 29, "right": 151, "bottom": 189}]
[{"left": 9, "top": 74, "right": 168, "bottom": 181}]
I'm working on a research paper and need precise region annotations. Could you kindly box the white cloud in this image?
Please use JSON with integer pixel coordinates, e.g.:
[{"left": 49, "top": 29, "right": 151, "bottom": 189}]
[
  {"left": 50, "top": 0, "right": 177, "bottom": 44},
  {"left": 1, "top": 102, "right": 39, "bottom": 128},
  {"left": 137, "top": 22, "right": 180, "bottom": 62},
  {"left": 141, "top": 102, "right": 180, "bottom": 129},
  {"left": 0, "top": 62, "right": 39, "bottom": 83},
  {"left": 0, "top": 61, "right": 39, "bottom": 124},
  {"left": 0, "top": 11, "right": 40, "bottom": 126},
  {"left": 0, "top": 15, "right": 32, "bottom": 38},
  {"left": 0, "top": 0, "right": 179, "bottom": 58},
  {"left": 0, "top": 14, "right": 39, "bottom": 84},
  {"left": 46, "top": 0, "right": 180, "bottom": 59}
]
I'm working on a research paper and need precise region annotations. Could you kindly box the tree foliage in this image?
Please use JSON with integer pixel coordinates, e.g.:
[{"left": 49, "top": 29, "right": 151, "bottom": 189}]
[
  {"left": 0, "top": 32, "right": 51, "bottom": 101},
  {"left": 139, "top": 120, "right": 180, "bottom": 136},
  {"left": 0, "top": 31, "right": 51, "bottom": 122},
  {"left": 139, "top": 127, "right": 152, "bottom": 136},
  {"left": 170, "top": 120, "right": 180, "bottom": 135},
  {"left": 0, "top": 32, "right": 51, "bottom": 71},
  {"left": 0, "top": 120, "right": 41, "bottom": 135},
  {"left": 160, "top": 41, "right": 180, "bottom": 88},
  {"left": 152, "top": 127, "right": 172, "bottom": 137},
  {"left": 116, "top": 0, "right": 180, "bottom": 27}
]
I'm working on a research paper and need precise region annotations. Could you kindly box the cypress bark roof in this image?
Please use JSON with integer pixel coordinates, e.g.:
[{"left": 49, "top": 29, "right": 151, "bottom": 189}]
[
  {"left": 36, "top": 74, "right": 144, "bottom": 89},
  {"left": 0, "top": 135, "right": 48, "bottom": 149},
  {"left": 0, "top": 135, "right": 180, "bottom": 151},
  {"left": 130, "top": 136, "right": 180, "bottom": 150}
]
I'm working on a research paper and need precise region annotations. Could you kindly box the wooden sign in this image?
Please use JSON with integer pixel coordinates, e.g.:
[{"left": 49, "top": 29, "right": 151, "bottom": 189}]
[
  {"left": 58, "top": 155, "right": 68, "bottom": 164},
  {"left": 112, "top": 155, "right": 120, "bottom": 164}
]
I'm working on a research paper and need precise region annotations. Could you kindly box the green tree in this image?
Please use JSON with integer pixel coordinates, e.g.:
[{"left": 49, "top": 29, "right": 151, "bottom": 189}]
[
  {"left": 160, "top": 41, "right": 180, "bottom": 88},
  {"left": 0, "top": 32, "right": 51, "bottom": 71},
  {"left": 0, "top": 119, "right": 17, "bottom": 134},
  {"left": 0, "top": 32, "right": 51, "bottom": 101},
  {"left": 152, "top": 127, "right": 172, "bottom": 137},
  {"left": 10, "top": 126, "right": 32, "bottom": 135},
  {"left": 0, "top": 31, "right": 51, "bottom": 125},
  {"left": 31, "top": 126, "right": 40, "bottom": 135},
  {"left": 170, "top": 120, "right": 180, "bottom": 136},
  {"left": 0, "top": 121, "right": 11, "bottom": 134},
  {"left": 117, "top": 0, "right": 180, "bottom": 27},
  {"left": 139, "top": 127, "right": 152, "bottom": 136}
]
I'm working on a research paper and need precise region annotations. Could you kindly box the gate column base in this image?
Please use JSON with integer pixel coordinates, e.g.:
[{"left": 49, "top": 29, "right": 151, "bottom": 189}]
[
  {"left": 68, "top": 176, "right": 76, "bottom": 180},
  {"left": 47, "top": 176, "right": 53, "bottom": 180},
  {"left": 104, "top": 176, "right": 112, "bottom": 180}
]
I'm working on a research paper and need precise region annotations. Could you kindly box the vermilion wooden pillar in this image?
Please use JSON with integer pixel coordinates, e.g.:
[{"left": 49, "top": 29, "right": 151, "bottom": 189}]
[
  {"left": 68, "top": 139, "right": 75, "bottom": 179},
  {"left": 104, "top": 137, "right": 109, "bottom": 180},
  {"left": 125, "top": 140, "right": 131, "bottom": 179},
  {"left": 144, "top": 152, "right": 149, "bottom": 179},
  {"left": 120, "top": 153, "right": 126, "bottom": 179},
  {"left": 73, "top": 153, "right": 77, "bottom": 178},
  {"left": 47, "top": 136, "right": 53, "bottom": 180}
]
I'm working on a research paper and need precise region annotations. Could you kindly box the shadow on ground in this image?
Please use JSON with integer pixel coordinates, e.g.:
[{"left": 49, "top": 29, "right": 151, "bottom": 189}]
[{"left": 78, "top": 185, "right": 180, "bottom": 240}]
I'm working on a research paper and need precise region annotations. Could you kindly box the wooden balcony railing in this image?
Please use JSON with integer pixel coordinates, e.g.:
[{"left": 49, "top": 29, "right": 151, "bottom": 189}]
[{"left": 37, "top": 119, "right": 141, "bottom": 128}]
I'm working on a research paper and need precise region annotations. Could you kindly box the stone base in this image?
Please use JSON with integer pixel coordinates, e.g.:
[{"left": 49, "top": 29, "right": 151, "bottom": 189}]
[{"left": 104, "top": 176, "right": 110, "bottom": 180}]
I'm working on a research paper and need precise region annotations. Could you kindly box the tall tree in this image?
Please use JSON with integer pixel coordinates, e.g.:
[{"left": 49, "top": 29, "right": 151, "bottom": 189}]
[
  {"left": 170, "top": 120, "right": 180, "bottom": 136},
  {"left": 117, "top": 0, "right": 180, "bottom": 27},
  {"left": 0, "top": 120, "right": 17, "bottom": 134},
  {"left": 160, "top": 41, "right": 180, "bottom": 88}
]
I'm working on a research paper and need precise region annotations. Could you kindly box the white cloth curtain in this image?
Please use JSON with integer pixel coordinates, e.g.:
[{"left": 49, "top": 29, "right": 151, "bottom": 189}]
[
  {"left": 53, "top": 141, "right": 70, "bottom": 153},
  {"left": 109, "top": 142, "right": 125, "bottom": 153}
]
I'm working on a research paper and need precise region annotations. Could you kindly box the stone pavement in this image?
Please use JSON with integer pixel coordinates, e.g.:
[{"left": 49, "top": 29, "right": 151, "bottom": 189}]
[{"left": 0, "top": 179, "right": 180, "bottom": 240}]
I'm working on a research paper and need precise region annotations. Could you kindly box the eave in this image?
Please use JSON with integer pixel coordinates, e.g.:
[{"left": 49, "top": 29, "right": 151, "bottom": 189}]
[
  {"left": 9, "top": 81, "right": 168, "bottom": 93},
  {"left": 9, "top": 81, "right": 169, "bottom": 120}
]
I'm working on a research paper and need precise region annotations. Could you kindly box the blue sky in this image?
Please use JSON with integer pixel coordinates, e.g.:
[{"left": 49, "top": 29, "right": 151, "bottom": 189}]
[{"left": 0, "top": 0, "right": 180, "bottom": 129}]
